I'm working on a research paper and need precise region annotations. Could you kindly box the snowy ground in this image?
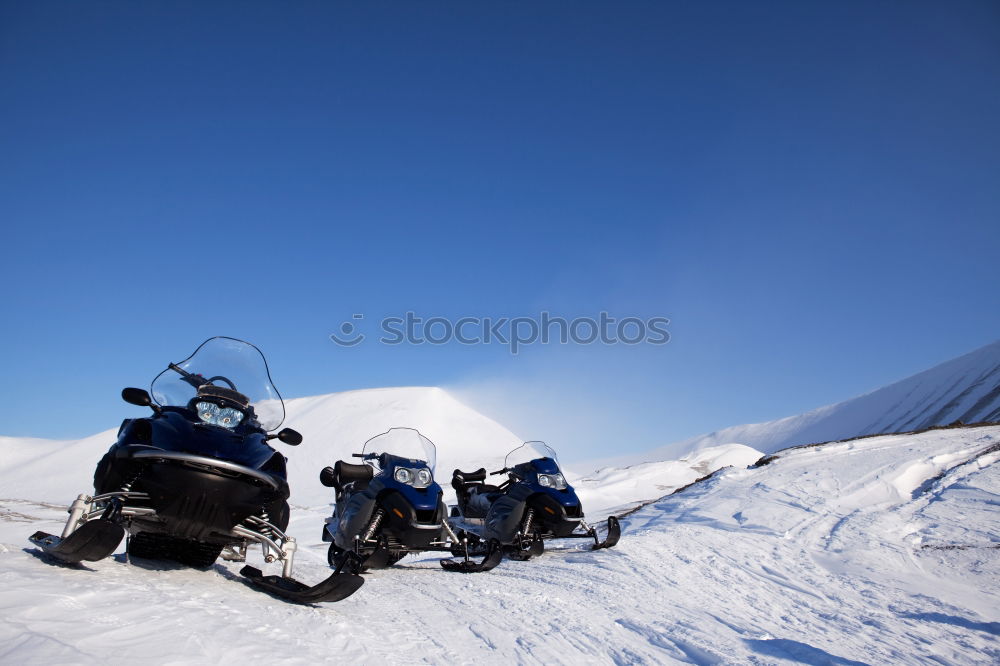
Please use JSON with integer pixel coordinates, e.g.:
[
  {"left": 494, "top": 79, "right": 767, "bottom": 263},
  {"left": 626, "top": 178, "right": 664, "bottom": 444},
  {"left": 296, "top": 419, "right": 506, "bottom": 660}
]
[
  {"left": 572, "top": 444, "right": 764, "bottom": 515},
  {"left": 2, "top": 424, "right": 997, "bottom": 664}
]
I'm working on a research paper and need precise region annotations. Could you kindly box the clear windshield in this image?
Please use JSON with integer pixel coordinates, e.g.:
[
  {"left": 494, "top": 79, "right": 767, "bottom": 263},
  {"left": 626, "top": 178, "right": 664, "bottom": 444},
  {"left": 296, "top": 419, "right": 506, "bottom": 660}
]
[
  {"left": 150, "top": 337, "right": 286, "bottom": 431},
  {"left": 505, "top": 441, "right": 561, "bottom": 471},
  {"left": 362, "top": 427, "right": 437, "bottom": 473}
]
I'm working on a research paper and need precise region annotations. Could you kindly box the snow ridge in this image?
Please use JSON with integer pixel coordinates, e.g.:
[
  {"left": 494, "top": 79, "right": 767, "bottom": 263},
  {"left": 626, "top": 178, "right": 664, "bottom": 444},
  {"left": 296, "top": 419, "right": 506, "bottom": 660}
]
[{"left": 610, "top": 339, "right": 1000, "bottom": 467}]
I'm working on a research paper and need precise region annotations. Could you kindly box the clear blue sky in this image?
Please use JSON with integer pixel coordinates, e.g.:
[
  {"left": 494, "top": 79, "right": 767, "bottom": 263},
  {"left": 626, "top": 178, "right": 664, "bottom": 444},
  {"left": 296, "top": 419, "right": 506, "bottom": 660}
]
[{"left": 2, "top": 1, "right": 998, "bottom": 459}]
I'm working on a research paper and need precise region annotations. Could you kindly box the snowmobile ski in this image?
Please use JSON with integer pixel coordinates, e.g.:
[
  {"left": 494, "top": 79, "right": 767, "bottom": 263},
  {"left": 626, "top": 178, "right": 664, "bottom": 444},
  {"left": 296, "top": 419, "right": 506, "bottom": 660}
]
[
  {"left": 439, "top": 538, "right": 503, "bottom": 573},
  {"left": 592, "top": 516, "right": 621, "bottom": 550},
  {"left": 240, "top": 565, "right": 364, "bottom": 604},
  {"left": 29, "top": 520, "right": 125, "bottom": 564}
]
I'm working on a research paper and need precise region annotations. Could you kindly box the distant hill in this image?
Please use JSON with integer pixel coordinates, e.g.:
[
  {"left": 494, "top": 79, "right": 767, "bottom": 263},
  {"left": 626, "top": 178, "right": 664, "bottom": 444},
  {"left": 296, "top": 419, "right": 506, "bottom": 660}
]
[
  {"left": 0, "top": 387, "right": 521, "bottom": 506},
  {"left": 599, "top": 339, "right": 1000, "bottom": 468}
]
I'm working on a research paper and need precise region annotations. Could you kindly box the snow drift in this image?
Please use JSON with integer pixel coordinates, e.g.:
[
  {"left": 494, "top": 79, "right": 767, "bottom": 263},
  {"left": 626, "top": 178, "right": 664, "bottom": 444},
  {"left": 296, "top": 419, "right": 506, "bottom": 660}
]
[{"left": 573, "top": 443, "right": 764, "bottom": 515}]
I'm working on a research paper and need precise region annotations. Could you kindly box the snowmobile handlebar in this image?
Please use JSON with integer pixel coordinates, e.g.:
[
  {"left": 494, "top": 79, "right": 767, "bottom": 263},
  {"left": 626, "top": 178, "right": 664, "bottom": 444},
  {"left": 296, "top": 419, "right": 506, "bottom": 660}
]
[
  {"left": 169, "top": 363, "right": 203, "bottom": 388},
  {"left": 489, "top": 468, "right": 508, "bottom": 476},
  {"left": 168, "top": 363, "right": 238, "bottom": 391}
]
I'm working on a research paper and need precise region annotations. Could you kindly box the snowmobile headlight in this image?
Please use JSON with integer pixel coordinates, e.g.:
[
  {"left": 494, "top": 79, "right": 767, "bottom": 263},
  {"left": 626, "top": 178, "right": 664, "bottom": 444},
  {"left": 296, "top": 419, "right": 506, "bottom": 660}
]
[
  {"left": 217, "top": 407, "right": 244, "bottom": 429},
  {"left": 415, "top": 468, "right": 433, "bottom": 487},
  {"left": 196, "top": 401, "right": 220, "bottom": 423},
  {"left": 537, "top": 473, "right": 568, "bottom": 490},
  {"left": 394, "top": 467, "right": 413, "bottom": 484},
  {"left": 195, "top": 401, "right": 244, "bottom": 429}
]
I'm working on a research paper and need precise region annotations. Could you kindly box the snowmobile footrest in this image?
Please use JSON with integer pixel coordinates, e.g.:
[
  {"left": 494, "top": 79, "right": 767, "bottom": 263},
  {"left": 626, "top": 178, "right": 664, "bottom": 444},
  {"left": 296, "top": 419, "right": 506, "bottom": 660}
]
[
  {"left": 592, "top": 516, "right": 621, "bottom": 550},
  {"left": 240, "top": 565, "right": 364, "bottom": 604},
  {"left": 29, "top": 520, "right": 125, "bottom": 564},
  {"left": 439, "top": 539, "right": 503, "bottom": 573}
]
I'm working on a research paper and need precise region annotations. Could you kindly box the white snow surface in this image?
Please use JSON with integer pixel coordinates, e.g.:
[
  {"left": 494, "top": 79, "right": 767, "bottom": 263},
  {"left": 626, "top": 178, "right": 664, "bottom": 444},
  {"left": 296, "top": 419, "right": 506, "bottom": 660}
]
[
  {"left": 595, "top": 339, "right": 1000, "bottom": 468},
  {"left": 1, "top": 389, "right": 997, "bottom": 664},
  {"left": 573, "top": 444, "right": 765, "bottom": 515}
]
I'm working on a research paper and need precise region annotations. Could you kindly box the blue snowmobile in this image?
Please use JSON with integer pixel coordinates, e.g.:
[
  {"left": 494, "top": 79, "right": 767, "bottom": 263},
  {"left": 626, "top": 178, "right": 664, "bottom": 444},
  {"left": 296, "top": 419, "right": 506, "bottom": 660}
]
[
  {"left": 320, "top": 428, "right": 502, "bottom": 574},
  {"left": 30, "top": 337, "right": 364, "bottom": 604},
  {"left": 450, "top": 441, "right": 620, "bottom": 560}
]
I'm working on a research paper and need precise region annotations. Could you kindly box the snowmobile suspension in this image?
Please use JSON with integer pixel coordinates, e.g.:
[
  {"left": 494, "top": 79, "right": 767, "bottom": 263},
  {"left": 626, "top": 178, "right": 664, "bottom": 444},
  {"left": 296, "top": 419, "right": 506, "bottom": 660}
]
[
  {"left": 521, "top": 508, "right": 534, "bottom": 538},
  {"left": 441, "top": 518, "right": 462, "bottom": 544},
  {"left": 361, "top": 509, "right": 385, "bottom": 543},
  {"left": 233, "top": 516, "right": 297, "bottom": 578},
  {"left": 61, "top": 492, "right": 154, "bottom": 538},
  {"left": 63, "top": 494, "right": 91, "bottom": 538}
]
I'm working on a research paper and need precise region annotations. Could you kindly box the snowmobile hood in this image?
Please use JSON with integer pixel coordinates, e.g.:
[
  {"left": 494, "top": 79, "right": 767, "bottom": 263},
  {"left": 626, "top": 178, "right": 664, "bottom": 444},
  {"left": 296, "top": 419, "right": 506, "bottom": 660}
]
[{"left": 142, "top": 409, "right": 283, "bottom": 473}]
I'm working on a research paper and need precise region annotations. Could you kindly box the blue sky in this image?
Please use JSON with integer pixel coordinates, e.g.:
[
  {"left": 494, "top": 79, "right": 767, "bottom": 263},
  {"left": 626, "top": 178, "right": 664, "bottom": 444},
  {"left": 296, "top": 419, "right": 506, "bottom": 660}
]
[{"left": 2, "top": 1, "right": 998, "bottom": 459}]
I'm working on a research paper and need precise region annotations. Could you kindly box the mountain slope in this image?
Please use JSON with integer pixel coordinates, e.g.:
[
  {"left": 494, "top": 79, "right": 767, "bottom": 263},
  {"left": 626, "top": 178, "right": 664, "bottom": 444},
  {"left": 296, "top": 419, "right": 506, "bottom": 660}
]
[
  {"left": 281, "top": 386, "right": 520, "bottom": 506},
  {"left": 605, "top": 339, "right": 1000, "bottom": 467}
]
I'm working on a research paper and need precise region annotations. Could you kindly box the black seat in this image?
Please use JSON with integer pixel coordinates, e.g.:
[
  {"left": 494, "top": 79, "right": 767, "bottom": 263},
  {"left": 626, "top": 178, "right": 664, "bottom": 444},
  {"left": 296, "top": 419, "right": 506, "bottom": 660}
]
[
  {"left": 319, "top": 461, "right": 374, "bottom": 493},
  {"left": 452, "top": 468, "right": 486, "bottom": 495},
  {"left": 453, "top": 468, "right": 487, "bottom": 483}
]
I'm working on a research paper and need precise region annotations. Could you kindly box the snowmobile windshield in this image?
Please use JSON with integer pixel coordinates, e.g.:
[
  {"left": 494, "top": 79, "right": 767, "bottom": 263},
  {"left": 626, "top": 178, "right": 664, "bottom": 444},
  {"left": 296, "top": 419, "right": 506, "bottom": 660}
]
[
  {"left": 505, "top": 441, "right": 561, "bottom": 472},
  {"left": 362, "top": 427, "right": 437, "bottom": 473},
  {"left": 149, "top": 337, "right": 286, "bottom": 431}
]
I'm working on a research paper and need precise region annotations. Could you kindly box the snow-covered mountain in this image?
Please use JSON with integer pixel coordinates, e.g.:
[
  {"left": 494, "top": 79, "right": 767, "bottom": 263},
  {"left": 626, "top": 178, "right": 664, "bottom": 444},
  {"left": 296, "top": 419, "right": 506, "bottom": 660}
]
[
  {"left": 281, "top": 387, "right": 519, "bottom": 506},
  {"left": 602, "top": 338, "right": 1000, "bottom": 468},
  {"left": 0, "top": 387, "right": 521, "bottom": 507},
  {"left": 1, "top": 421, "right": 996, "bottom": 663}
]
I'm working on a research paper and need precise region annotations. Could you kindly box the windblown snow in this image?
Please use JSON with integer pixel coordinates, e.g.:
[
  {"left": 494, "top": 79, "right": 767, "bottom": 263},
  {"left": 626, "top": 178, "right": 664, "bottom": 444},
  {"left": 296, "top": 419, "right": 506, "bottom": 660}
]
[{"left": 1, "top": 382, "right": 997, "bottom": 664}]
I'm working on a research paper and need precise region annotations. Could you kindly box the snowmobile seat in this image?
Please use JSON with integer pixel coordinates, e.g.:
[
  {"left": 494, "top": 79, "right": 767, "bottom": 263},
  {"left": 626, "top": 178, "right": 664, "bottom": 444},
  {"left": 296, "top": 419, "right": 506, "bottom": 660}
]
[
  {"left": 453, "top": 467, "right": 487, "bottom": 483},
  {"left": 320, "top": 461, "right": 374, "bottom": 493},
  {"left": 452, "top": 468, "right": 503, "bottom": 508},
  {"left": 452, "top": 468, "right": 487, "bottom": 495}
]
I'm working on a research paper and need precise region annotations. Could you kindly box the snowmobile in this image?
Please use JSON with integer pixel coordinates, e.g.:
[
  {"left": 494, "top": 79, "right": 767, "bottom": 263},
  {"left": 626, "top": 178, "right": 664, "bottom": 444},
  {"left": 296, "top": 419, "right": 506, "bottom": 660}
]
[
  {"left": 450, "top": 441, "right": 620, "bottom": 560},
  {"left": 29, "top": 336, "right": 364, "bottom": 604},
  {"left": 320, "top": 427, "right": 502, "bottom": 574}
]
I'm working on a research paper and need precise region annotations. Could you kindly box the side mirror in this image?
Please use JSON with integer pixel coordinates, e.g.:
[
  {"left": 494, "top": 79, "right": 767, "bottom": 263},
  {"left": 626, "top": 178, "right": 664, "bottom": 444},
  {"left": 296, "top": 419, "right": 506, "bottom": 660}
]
[
  {"left": 269, "top": 427, "right": 302, "bottom": 446},
  {"left": 122, "top": 387, "right": 159, "bottom": 413}
]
